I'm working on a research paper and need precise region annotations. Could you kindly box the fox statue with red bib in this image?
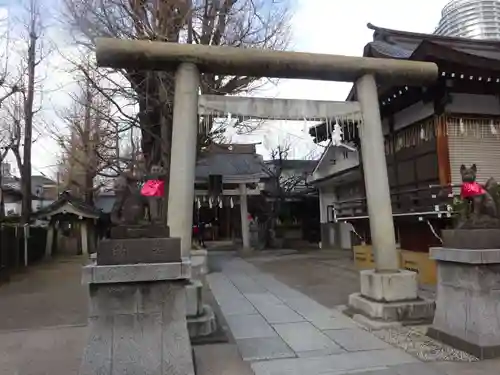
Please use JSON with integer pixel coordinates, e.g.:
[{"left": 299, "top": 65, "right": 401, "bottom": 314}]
[{"left": 458, "top": 164, "right": 500, "bottom": 228}]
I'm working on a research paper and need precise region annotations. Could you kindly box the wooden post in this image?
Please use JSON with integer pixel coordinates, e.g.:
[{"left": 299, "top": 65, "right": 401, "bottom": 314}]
[
  {"left": 81, "top": 221, "right": 89, "bottom": 256},
  {"left": 45, "top": 225, "right": 54, "bottom": 258}
]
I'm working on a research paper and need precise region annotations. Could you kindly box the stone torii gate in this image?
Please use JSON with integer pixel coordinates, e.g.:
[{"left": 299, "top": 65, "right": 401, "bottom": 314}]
[
  {"left": 95, "top": 38, "right": 436, "bottom": 267},
  {"left": 91, "top": 38, "right": 437, "bottom": 373}
]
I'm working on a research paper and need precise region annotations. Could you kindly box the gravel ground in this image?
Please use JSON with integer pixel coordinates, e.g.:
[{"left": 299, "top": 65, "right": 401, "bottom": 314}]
[{"left": 371, "top": 326, "right": 478, "bottom": 363}]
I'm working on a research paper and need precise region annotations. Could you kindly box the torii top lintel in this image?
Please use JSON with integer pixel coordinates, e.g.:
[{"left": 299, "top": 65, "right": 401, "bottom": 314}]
[{"left": 95, "top": 38, "right": 438, "bottom": 85}]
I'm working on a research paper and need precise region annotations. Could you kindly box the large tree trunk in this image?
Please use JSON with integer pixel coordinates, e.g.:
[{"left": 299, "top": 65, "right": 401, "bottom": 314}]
[
  {"left": 132, "top": 72, "right": 163, "bottom": 168},
  {"left": 127, "top": 70, "right": 175, "bottom": 223}
]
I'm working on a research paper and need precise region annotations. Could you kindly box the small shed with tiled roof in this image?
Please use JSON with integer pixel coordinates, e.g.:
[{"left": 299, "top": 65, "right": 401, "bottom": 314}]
[{"left": 36, "top": 191, "right": 101, "bottom": 257}]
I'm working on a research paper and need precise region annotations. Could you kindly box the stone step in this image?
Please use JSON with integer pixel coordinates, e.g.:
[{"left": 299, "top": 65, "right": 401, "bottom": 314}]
[
  {"left": 191, "top": 250, "right": 208, "bottom": 281},
  {"left": 188, "top": 304, "right": 217, "bottom": 338},
  {"left": 186, "top": 280, "right": 204, "bottom": 317}
]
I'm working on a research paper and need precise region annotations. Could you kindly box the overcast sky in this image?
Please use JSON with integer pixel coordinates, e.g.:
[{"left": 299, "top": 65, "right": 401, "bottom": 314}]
[
  {"left": 6, "top": 0, "right": 451, "bottom": 178},
  {"left": 232, "top": 0, "right": 451, "bottom": 159}
]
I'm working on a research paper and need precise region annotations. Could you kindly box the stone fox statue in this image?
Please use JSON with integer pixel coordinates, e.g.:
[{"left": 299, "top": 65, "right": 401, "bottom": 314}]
[
  {"left": 110, "top": 171, "right": 148, "bottom": 225},
  {"left": 460, "top": 164, "right": 498, "bottom": 219}
]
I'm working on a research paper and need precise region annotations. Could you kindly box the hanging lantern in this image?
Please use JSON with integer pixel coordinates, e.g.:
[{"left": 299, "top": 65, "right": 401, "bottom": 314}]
[
  {"left": 219, "top": 198, "right": 223, "bottom": 208},
  {"left": 209, "top": 197, "right": 213, "bottom": 209},
  {"left": 420, "top": 126, "right": 425, "bottom": 140},
  {"left": 459, "top": 118, "right": 465, "bottom": 135},
  {"left": 197, "top": 198, "right": 201, "bottom": 209},
  {"left": 230, "top": 197, "right": 234, "bottom": 208}
]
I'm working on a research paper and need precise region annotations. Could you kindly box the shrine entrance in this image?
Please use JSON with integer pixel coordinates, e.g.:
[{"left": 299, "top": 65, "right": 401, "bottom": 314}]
[
  {"left": 95, "top": 38, "right": 437, "bottom": 269},
  {"left": 93, "top": 38, "right": 438, "bottom": 340}
]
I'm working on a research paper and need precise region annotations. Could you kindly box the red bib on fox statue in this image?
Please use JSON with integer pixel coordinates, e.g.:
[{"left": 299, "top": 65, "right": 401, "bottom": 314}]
[
  {"left": 141, "top": 179, "right": 164, "bottom": 197},
  {"left": 461, "top": 181, "right": 486, "bottom": 198}
]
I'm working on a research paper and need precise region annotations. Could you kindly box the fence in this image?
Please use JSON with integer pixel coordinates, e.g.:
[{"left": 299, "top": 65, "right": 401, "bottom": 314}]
[
  {"left": 0, "top": 224, "right": 47, "bottom": 282},
  {"left": 327, "top": 185, "right": 455, "bottom": 222}
]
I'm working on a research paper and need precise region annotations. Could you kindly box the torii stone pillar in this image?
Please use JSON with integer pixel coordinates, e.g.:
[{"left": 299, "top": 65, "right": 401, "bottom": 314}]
[
  {"left": 239, "top": 183, "right": 251, "bottom": 250},
  {"left": 167, "top": 63, "right": 200, "bottom": 258},
  {"left": 356, "top": 74, "right": 399, "bottom": 272}
]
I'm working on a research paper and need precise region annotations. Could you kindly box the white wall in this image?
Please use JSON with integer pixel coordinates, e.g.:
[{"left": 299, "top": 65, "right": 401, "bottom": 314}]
[
  {"left": 3, "top": 199, "right": 54, "bottom": 216},
  {"left": 32, "top": 199, "right": 54, "bottom": 212},
  {"left": 313, "top": 145, "right": 359, "bottom": 182},
  {"left": 4, "top": 202, "right": 21, "bottom": 215},
  {"left": 318, "top": 185, "right": 354, "bottom": 250},
  {"left": 339, "top": 222, "right": 353, "bottom": 250},
  {"left": 319, "top": 185, "right": 336, "bottom": 224}
]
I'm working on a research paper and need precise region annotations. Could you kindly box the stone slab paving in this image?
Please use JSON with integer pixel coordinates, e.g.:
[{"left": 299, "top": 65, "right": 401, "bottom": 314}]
[
  {"left": 323, "top": 329, "right": 392, "bottom": 352},
  {"left": 206, "top": 257, "right": 446, "bottom": 375},
  {"left": 193, "top": 343, "right": 255, "bottom": 375},
  {"left": 225, "top": 314, "right": 278, "bottom": 340},
  {"left": 272, "top": 322, "right": 344, "bottom": 356},
  {"left": 236, "top": 337, "right": 296, "bottom": 361}
]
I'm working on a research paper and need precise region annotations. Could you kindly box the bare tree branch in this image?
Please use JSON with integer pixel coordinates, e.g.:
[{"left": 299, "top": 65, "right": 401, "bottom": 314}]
[{"left": 59, "top": 0, "right": 293, "bottom": 218}]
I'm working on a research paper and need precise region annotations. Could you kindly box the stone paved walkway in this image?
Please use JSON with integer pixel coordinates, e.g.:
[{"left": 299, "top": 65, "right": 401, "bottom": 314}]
[{"left": 207, "top": 256, "right": 446, "bottom": 375}]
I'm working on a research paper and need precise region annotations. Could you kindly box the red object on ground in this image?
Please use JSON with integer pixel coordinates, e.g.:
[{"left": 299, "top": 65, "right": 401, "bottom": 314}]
[
  {"left": 461, "top": 182, "right": 486, "bottom": 198},
  {"left": 141, "top": 179, "right": 164, "bottom": 197}
]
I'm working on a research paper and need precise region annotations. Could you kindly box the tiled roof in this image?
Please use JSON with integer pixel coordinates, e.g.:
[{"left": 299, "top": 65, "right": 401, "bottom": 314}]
[
  {"left": 35, "top": 191, "right": 101, "bottom": 218},
  {"left": 368, "top": 40, "right": 413, "bottom": 59},
  {"left": 368, "top": 23, "right": 500, "bottom": 48},
  {"left": 366, "top": 23, "right": 500, "bottom": 61},
  {"left": 263, "top": 159, "right": 317, "bottom": 174},
  {"left": 196, "top": 153, "right": 265, "bottom": 179}
]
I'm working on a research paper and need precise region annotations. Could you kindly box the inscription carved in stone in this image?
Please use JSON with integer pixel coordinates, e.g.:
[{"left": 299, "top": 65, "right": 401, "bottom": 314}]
[
  {"left": 112, "top": 243, "right": 128, "bottom": 259},
  {"left": 97, "top": 238, "right": 181, "bottom": 265}
]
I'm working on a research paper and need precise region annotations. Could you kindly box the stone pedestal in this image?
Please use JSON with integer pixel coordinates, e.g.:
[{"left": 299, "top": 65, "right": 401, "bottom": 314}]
[
  {"left": 360, "top": 269, "right": 418, "bottom": 302},
  {"left": 429, "top": 244, "right": 500, "bottom": 359},
  {"left": 348, "top": 270, "right": 435, "bottom": 326},
  {"left": 79, "top": 233, "right": 195, "bottom": 375},
  {"left": 185, "top": 249, "right": 217, "bottom": 339}
]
